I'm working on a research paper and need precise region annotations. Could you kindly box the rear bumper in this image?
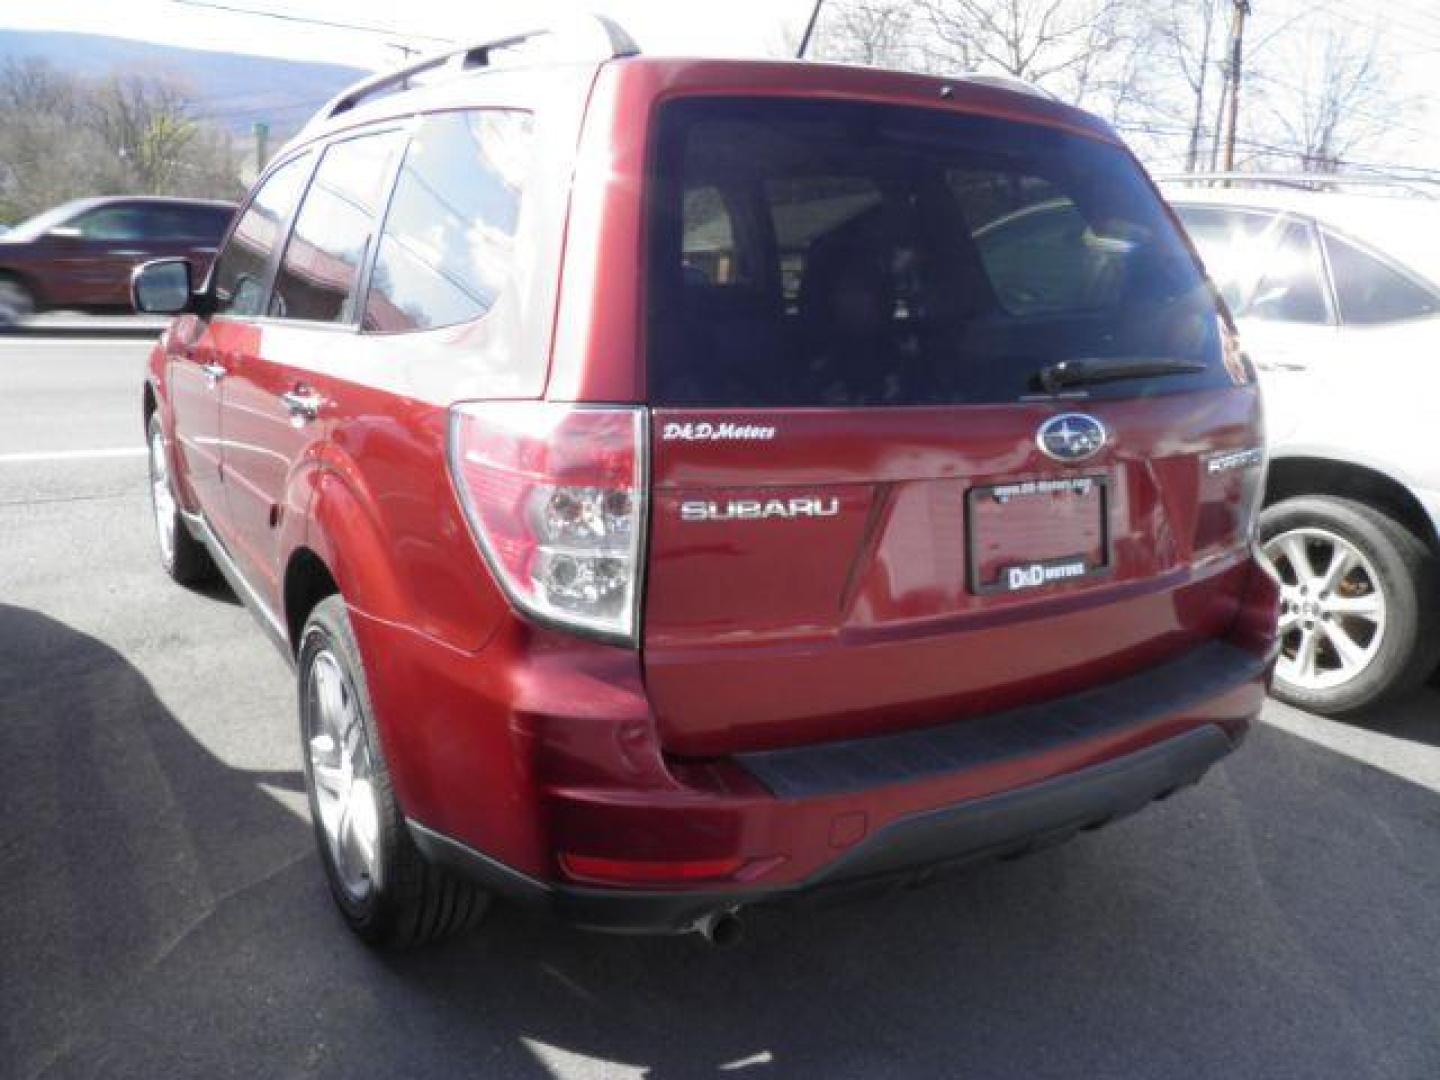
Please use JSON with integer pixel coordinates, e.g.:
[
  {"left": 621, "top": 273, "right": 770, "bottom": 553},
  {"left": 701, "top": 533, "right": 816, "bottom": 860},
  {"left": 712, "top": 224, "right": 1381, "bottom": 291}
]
[
  {"left": 410, "top": 720, "right": 1240, "bottom": 934},
  {"left": 407, "top": 639, "right": 1272, "bottom": 934}
]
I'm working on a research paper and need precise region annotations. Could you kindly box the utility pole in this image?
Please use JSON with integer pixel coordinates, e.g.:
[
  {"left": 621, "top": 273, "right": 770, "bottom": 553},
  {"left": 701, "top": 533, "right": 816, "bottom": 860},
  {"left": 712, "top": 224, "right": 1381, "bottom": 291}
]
[
  {"left": 1221, "top": 0, "right": 1251, "bottom": 174},
  {"left": 252, "top": 120, "right": 269, "bottom": 177},
  {"left": 797, "top": 0, "right": 824, "bottom": 59}
]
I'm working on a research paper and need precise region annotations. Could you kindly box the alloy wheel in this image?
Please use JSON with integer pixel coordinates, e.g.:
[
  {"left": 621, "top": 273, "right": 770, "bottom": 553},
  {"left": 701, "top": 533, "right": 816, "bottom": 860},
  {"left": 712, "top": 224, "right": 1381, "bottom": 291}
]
[
  {"left": 0, "top": 279, "right": 34, "bottom": 325},
  {"left": 1263, "top": 527, "right": 1387, "bottom": 692},
  {"left": 305, "top": 649, "right": 382, "bottom": 903},
  {"left": 148, "top": 426, "right": 177, "bottom": 567}
]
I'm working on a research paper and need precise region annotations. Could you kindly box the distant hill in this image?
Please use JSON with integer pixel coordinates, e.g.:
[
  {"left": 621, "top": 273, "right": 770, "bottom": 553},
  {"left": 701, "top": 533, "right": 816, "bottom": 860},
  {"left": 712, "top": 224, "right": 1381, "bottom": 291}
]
[{"left": 0, "top": 30, "right": 369, "bottom": 140}]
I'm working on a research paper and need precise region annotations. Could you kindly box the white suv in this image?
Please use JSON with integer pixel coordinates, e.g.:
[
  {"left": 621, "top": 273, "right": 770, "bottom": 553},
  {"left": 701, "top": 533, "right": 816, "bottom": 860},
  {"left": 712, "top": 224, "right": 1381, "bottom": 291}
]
[{"left": 1164, "top": 176, "right": 1440, "bottom": 714}]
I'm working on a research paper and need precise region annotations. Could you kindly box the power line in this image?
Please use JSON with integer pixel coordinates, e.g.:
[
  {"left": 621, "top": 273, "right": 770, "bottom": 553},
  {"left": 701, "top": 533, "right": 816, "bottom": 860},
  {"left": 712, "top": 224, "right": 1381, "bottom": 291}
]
[
  {"left": 167, "top": 0, "right": 454, "bottom": 44},
  {"left": 1116, "top": 118, "right": 1440, "bottom": 179},
  {"left": 1246, "top": 68, "right": 1437, "bottom": 145}
]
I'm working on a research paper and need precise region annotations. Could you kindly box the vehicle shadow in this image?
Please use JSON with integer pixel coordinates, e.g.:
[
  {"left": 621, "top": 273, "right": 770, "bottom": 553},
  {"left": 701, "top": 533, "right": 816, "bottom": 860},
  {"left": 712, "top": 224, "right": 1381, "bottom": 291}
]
[
  {"left": 0, "top": 601, "right": 311, "bottom": 1079},
  {"left": 1337, "top": 686, "right": 1440, "bottom": 748},
  {"left": 5, "top": 602, "right": 1440, "bottom": 1079},
  {"left": 191, "top": 573, "right": 244, "bottom": 608}
]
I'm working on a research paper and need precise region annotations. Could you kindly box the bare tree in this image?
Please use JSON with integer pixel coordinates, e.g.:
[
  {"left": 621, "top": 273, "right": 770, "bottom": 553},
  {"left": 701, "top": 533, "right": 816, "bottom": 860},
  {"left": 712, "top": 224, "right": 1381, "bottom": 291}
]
[
  {"left": 85, "top": 74, "right": 201, "bottom": 191},
  {"left": 773, "top": 0, "right": 1424, "bottom": 181},
  {"left": 1151, "top": 0, "right": 1225, "bottom": 171},
  {"left": 0, "top": 59, "right": 242, "bottom": 223},
  {"left": 910, "top": 0, "right": 1154, "bottom": 123},
  {"left": 0, "top": 57, "right": 80, "bottom": 121},
  {"left": 811, "top": 1, "right": 916, "bottom": 68},
  {"left": 1253, "top": 28, "right": 1411, "bottom": 172}
]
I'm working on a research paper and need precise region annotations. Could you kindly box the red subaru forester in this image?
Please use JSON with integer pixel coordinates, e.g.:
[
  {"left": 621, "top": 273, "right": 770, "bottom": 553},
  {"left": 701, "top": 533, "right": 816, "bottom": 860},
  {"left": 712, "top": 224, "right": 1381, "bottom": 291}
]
[{"left": 134, "top": 17, "right": 1279, "bottom": 947}]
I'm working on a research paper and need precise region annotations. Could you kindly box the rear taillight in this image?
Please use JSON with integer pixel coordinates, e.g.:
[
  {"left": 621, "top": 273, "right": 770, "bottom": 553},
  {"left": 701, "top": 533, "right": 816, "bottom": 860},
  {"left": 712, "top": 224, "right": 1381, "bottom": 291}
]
[{"left": 448, "top": 402, "right": 648, "bottom": 645}]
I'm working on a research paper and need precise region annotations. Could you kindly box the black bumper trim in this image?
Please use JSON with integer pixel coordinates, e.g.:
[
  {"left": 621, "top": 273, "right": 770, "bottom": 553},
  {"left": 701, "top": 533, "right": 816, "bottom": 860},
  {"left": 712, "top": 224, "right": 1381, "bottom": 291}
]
[
  {"left": 406, "top": 721, "right": 1238, "bottom": 935},
  {"left": 738, "top": 641, "right": 1265, "bottom": 799}
]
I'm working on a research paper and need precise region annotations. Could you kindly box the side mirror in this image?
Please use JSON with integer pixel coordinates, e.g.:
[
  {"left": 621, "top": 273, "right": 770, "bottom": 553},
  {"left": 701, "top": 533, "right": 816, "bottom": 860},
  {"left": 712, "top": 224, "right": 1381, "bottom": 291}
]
[{"left": 131, "top": 258, "right": 194, "bottom": 315}]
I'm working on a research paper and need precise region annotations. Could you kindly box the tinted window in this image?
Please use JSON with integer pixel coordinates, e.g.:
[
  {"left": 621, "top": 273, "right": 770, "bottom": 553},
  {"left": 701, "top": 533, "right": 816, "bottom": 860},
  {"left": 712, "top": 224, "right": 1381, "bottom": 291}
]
[
  {"left": 683, "top": 186, "right": 743, "bottom": 286},
  {"left": 1323, "top": 231, "right": 1440, "bottom": 324},
  {"left": 212, "top": 154, "right": 310, "bottom": 319},
  {"left": 1173, "top": 205, "right": 1275, "bottom": 310},
  {"left": 968, "top": 192, "right": 1113, "bottom": 315},
  {"left": 647, "top": 98, "right": 1227, "bottom": 407},
  {"left": 117, "top": 204, "right": 222, "bottom": 241},
  {"left": 70, "top": 206, "right": 146, "bottom": 241},
  {"left": 140, "top": 206, "right": 188, "bottom": 240},
  {"left": 270, "top": 131, "right": 404, "bottom": 324},
  {"left": 363, "top": 110, "right": 532, "bottom": 333},
  {"left": 148, "top": 204, "right": 232, "bottom": 241},
  {"left": 1245, "top": 221, "right": 1329, "bottom": 324},
  {"left": 768, "top": 176, "right": 881, "bottom": 308}
]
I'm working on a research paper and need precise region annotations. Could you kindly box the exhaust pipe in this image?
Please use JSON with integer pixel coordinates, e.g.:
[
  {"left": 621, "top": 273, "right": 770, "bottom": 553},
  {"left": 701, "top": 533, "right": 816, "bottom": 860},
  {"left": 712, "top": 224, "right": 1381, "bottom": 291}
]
[{"left": 696, "top": 910, "right": 744, "bottom": 948}]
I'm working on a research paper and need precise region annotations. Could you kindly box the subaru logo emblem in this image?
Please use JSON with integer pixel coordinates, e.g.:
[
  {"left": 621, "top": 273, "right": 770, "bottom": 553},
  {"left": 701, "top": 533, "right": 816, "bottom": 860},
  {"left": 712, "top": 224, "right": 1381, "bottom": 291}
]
[{"left": 1037, "top": 413, "right": 1107, "bottom": 463}]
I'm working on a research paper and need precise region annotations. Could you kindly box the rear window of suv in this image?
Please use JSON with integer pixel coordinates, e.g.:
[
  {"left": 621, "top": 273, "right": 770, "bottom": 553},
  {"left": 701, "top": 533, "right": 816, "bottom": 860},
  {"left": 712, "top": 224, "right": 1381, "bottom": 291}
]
[{"left": 646, "top": 98, "right": 1228, "bottom": 407}]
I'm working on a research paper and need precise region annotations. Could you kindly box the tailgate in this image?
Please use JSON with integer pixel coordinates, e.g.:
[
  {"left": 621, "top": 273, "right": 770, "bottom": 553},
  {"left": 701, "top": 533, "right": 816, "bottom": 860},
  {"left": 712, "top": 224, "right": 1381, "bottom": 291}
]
[
  {"left": 643, "top": 394, "right": 1262, "bottom": 755},
  {"left": 637, "top": 93, "right": 1263, "bottom": 755}
]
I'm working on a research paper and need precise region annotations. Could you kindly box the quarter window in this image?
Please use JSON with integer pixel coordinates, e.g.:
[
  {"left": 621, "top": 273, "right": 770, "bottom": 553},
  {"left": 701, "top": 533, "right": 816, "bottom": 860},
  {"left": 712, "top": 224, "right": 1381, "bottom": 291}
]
[
  {"left": 1244, "top": 220, "right": 1329, "bottom": 324},
  {"left": 1323, "top": 231, "right": 1440, "bottom": 324},
  {"left": 212, "top": 154, "right": 311, "bottom": 319},
  {"left": 270, "top": 131, "right": 405, "bottom": 324},
  {"left": 147, "top": 204, "right": 232, "bottom": 241},
  {"left": 363, "top": 110, "right": 533, "bottom": 333}
]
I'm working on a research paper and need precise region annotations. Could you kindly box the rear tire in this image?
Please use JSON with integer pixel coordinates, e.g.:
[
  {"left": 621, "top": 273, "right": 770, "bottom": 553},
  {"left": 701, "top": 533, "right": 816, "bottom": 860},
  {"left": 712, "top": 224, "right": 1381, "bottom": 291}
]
[
  {"left": 298, "top": 595, "right": 490, "bottom": 947},
  {"left": 0, "top": 275, "right": 35, "bottom": 326},
  {"left": 1261, "top": 496, "right": 1439, "bottom": 715},
  {"left": 147, "top": 414, "right": 216, "bottom": 587}
]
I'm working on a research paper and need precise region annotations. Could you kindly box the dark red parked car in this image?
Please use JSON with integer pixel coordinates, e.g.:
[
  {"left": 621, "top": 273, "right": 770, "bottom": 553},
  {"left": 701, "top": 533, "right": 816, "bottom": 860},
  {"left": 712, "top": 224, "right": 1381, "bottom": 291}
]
[
  {"left": 0, "top": 195, "right": 234, "bottom": 323},
  {"left": 134, "top": 17, "right": 1279, "bottom": 947}
]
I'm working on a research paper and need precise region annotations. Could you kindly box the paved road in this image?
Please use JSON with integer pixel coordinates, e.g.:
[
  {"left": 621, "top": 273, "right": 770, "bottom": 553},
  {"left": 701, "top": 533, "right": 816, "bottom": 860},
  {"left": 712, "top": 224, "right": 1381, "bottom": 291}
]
[{"left": 3, "top": 338, "right": 1439, "bottom": 1080}]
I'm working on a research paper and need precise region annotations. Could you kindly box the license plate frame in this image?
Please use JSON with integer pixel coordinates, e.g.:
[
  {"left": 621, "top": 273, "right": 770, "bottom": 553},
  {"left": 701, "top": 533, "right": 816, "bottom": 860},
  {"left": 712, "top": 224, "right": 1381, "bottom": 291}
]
[{"left": 965, "top": 475, "right": 1111, "bottom": 596}]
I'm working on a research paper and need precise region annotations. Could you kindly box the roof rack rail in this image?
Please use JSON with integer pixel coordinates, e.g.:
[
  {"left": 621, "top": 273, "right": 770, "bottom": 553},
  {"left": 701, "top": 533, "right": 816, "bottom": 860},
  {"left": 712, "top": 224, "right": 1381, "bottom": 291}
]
[
  {"left": 1157, "top": 171, "right": 1440, "bottom": 199},
  {"left": 312, "top": 13, "right": 639, "bottom": 127}
]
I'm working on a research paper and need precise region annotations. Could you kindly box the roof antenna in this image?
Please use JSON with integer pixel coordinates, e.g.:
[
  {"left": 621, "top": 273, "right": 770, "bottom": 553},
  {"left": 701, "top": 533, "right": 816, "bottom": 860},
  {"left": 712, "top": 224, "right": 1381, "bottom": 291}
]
[{"left": 796, "top": 0, "right": 824, "bottom": 59}]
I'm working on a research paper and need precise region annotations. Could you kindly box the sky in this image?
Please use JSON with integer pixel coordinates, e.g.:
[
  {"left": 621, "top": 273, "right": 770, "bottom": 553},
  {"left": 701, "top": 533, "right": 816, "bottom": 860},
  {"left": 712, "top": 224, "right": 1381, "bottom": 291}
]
[
  {"left": 0, "top": 0, "right": 811, "bottom": 70},
  {"left": 4, "top": 0, "right": 1439, "bottom": 174}
]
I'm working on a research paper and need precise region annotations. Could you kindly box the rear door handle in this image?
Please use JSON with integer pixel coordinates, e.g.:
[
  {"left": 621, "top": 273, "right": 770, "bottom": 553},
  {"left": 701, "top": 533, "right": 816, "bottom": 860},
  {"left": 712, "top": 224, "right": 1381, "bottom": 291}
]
[{"left": 280, "top": 388, "right": 324, "bottom": 421}]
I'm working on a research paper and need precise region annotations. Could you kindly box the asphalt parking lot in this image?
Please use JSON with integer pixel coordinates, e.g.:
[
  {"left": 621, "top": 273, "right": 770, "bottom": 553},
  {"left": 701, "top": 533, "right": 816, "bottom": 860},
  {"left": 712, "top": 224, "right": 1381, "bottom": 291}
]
[{"left": 3, "top": 337, "right": 1439, "bottom": 1080}]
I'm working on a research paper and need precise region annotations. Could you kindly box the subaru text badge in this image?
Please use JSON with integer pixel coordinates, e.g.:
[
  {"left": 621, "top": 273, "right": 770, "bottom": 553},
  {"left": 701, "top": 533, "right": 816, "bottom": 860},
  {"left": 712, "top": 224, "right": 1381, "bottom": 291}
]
[{"left": 1037, "top": 413, "right": 1107, "bottom": 464}]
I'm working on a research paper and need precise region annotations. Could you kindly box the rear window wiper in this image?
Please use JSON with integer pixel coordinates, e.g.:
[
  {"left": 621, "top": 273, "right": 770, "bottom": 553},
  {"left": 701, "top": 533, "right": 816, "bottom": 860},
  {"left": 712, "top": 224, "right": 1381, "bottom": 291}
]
[{"left": 1036, "top": 356, "right": 1209, "bottom": 394}]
